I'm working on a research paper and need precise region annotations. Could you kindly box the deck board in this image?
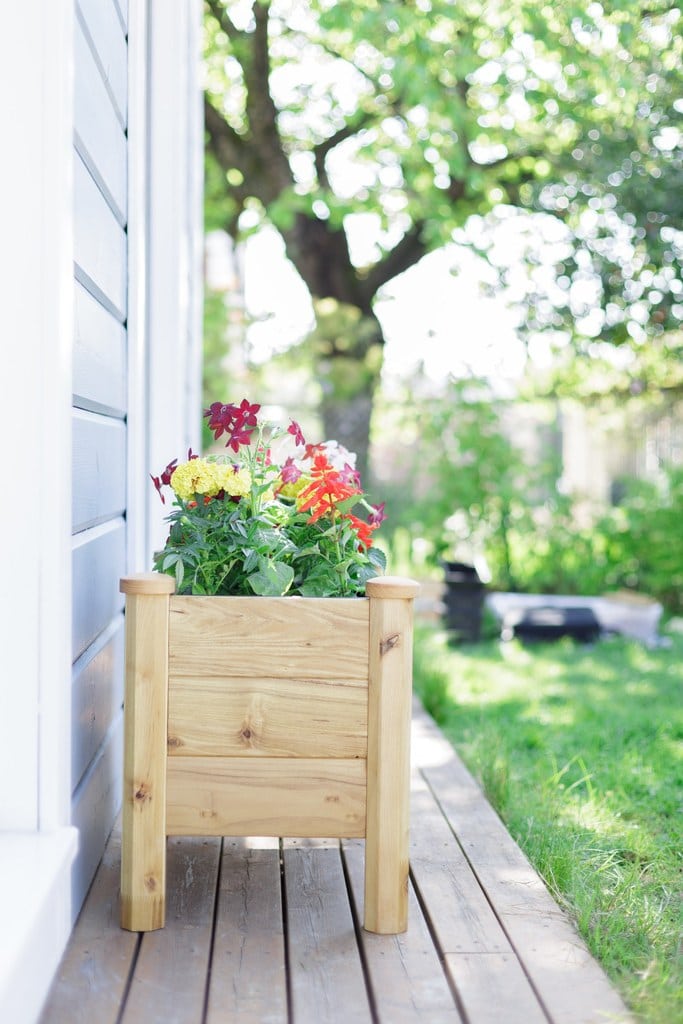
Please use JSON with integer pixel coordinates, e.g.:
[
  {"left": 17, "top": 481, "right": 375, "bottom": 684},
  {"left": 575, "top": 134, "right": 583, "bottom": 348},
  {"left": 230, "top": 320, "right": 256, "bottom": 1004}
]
[{"left": 40, "top": 700, "right": 634, "bottom": 1024}]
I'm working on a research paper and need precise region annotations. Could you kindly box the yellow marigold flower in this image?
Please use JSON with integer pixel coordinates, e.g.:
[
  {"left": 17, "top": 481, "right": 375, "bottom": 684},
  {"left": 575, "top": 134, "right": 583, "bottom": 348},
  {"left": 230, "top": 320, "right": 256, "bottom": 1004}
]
[
  {"left": 171, "top": 459, "right": 218, "bottom": 501},
  {"left": 279, "top": 474, "right": 311, "bottom": 500},
  {"left": 212, "top": 464, "right": 251, "bottom": 497}
]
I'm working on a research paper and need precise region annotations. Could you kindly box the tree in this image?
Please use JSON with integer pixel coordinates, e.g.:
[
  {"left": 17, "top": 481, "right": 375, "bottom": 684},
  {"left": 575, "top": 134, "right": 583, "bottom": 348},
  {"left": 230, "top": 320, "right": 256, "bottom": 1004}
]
[{"left": 203, "top": 0, "right": 681, "bottom": 476}]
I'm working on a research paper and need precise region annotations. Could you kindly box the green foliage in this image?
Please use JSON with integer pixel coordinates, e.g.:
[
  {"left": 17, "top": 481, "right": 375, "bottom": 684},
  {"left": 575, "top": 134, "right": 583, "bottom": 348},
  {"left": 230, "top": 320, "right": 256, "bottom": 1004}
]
[
  {"left": 598, "top": 467, "right": 683, "bottom": 613},
  {"left": 380, "top": 377, "right": 557, "bottom": 589},
  {"left": 503, "top": 466, "right": 683, "bottom": 612},
  {"left": 413, "top": 625, "right": 683, "bottom": 1023}
]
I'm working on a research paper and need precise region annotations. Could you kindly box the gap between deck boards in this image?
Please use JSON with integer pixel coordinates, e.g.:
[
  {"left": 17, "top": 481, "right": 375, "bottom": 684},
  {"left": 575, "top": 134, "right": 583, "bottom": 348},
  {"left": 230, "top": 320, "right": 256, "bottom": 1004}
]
[{"left": 39, "top": 700, "right": 633, "bottom": 1024}]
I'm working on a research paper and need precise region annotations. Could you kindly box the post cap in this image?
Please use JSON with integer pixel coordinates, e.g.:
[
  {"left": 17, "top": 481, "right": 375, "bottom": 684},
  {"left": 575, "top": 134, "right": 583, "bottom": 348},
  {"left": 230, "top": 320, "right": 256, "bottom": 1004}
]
[
  {"left": 365, "top": 576, "right": 420, "bottom": 600},
  {"left": 120, "top": 573, "right": 176, "bottom": 596}
]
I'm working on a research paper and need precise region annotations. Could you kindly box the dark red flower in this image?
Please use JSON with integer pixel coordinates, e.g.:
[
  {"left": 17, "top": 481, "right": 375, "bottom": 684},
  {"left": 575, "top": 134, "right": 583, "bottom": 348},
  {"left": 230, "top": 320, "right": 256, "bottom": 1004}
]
[
  {"left": 204, "top": 399, "right": 260, "bottom": 450},
  {"left": 151, "top": 458, "right": 178, "bottom": 503},
  {"left": 288, "top": 419, "right": 306, "bottom": 446}
]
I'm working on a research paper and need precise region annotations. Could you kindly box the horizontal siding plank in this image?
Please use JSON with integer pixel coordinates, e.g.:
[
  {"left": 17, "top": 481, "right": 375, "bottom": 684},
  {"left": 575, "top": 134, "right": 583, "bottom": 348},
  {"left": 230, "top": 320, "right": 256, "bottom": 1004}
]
[
  {"left": 71, "top": 717, "right": 123, "bottom": 920},
  {"left": 112, "top": 0, "right": 128, "bottom": 35},
  {"left": 71, "top": 617, "right": 124, "bottom": 792},
  {"left": 74, "top": 17, "right": 127, "bottom": 222},
  {"left": 169, "top": 596, "right": 370, "bottom": 681},
  {"left": 72, "top": 409, "right": 127, "bottom": 533},
  {"left": 76, "top": 0, "right": 127, "bottom": 127},
  {"left": 74, "top": 151, "right": 127, "bottom": 320},
  {"left": 73, "top": 280, "right": 126, "bottom": 415},
  {"left": 72, "top": 519, "right": 126, "bottom": 661},
  {"left": 168, "top": 675, "right": 368, "bottom": 759},
  {"left": 166, "top": 757, "right": 367, "bottom": 838}
]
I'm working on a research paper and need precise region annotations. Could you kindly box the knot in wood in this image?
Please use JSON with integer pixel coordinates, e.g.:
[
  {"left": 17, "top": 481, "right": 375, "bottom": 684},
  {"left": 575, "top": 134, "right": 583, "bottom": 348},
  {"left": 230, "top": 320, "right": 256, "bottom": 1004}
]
[
  {"left": 239, "top": 723, "right": 258, "bottom": 747},
  {"left": 380, "top": 633, "right": 400, "bottom": 656},
  {"left": 167, "top": 735, "right": 183, "bottom": 749},
  {"left": 134, "top": 782, "right": 152, "bottom": 804}
]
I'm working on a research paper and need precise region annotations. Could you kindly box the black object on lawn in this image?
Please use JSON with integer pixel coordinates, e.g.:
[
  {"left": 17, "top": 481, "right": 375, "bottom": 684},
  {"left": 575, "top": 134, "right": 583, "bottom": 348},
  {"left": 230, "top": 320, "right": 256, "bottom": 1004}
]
[
  {"left": 442, "top": 561, "right": 486, "bottom": 642},
  {"left": 502, "top": 605, "right": 601, "bottom": 644}
]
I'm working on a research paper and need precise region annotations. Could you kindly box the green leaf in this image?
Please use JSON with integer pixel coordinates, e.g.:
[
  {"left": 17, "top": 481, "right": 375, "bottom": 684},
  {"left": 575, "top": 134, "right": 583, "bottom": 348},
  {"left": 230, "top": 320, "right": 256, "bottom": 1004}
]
[{"left": 248, "top": 560, "right": 295, "bottom": 596}]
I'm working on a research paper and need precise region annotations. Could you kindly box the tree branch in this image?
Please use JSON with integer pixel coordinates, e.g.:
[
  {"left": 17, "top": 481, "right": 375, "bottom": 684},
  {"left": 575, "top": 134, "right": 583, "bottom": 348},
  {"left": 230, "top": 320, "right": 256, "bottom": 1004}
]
[
  {"left": 205, "top": 0, "right": 243, "bottom": 42},
  {"left": 313, "top": 112, "right": 376, "bottom": 187},
  {"left": 204, "top": 96, "right": 248, "bottom": 171},
  {"left": 361, "top": 223, "right": 428, "bottom": 299}
]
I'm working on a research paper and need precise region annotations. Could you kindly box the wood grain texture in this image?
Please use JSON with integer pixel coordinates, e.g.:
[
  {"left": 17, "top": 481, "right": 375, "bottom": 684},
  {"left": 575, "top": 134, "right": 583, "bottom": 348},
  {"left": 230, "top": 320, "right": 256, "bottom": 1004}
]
[
  {"left": 364, "top": 587, "right": 415, "bottom": 933},
  {"left": 205, "top": 838, "right": 287, "bottom": 1024},
  {"left": 446, "top": 953, "right": 548, "bottom": 1024},
  {"left": 409, "top": 775, "right": 511, "bottom": 955},
  {"left": 169, "top": 595, "right": 370, "bottom": 681},
  {"left": 412, "top": 702, "right": 635, "bottom": 1024},
  {"left": 121, "top": 837, "right": 221, "bottom": 1024},
  {"left": 284, "top": 839, "right": 373, "bottom": 1024},
  {"left": 166, "top": 757, "right": 367, "bottom": 838},
  {"left": 168, "top": 674, "right": 368, "bottom": 758},
  {"left": 39, "top": 828, "right": 137, "bottom": 1024},
  {"left": 120, "top": 591, "right": 170, "bottom": 931},
  {"left": 342, "top": 838, "right": 463, "bottom": 1024}
]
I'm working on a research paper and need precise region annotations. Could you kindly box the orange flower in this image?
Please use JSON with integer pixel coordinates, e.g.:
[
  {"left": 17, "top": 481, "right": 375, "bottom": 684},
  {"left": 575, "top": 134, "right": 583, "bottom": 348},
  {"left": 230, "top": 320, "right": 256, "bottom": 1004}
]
[{"left": 297, "top": 454, "right": 361, "bottom": 523}]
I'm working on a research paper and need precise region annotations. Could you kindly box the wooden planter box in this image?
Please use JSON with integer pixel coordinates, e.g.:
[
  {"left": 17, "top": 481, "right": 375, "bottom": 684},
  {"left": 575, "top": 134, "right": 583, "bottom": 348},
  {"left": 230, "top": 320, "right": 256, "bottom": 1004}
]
[{"left": 119, "top": 573, "right": 419, "bottom": 935}]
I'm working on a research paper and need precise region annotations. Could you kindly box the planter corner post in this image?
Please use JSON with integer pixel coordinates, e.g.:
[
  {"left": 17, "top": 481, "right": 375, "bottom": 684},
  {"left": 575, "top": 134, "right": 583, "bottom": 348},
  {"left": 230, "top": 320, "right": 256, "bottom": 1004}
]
[
  {"left": 119, "top": 573, "right": 175, "bottom": 931},
  {"left": 364, "top": 575, "right": 420, "bottom": 934}
]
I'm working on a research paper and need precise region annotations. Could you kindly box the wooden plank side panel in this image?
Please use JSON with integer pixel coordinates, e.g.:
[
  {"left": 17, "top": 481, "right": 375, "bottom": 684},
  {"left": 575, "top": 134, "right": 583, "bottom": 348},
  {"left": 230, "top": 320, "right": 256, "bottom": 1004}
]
[
  {"left": 168, "top": 675, "right": 368, "bottom": 758},
  {"left": 72, "top": 519, "right": 126, "bottom": 661},
  {"left": 121, "top": 838, "right": 221, "bottom": 1024},
  {"left": 71, "top": 616, "right": 124, "bottom": 792},
  {"left": 166, "top": 757, "right": 367, "bottom": 838},
  {"left": 342, "top": 839, "right": 463, "bottom": 1024},
  {"left": 73, "top": 281, "right": 127, "bottom": 415},
  {"left": 72, "top": 409, "right": 126, "bottom": 533},
  {"left": 283, "top": 839, "right": 373, "bottom": 1024},
  {"left": 39, "top": 828, "right": 137, "bottom": 1024},
  {"left": 169, "top": 595, "right": 369, "bottom": 681},
  {"left": 74, "top": 151, "right": 127, "bottom": 319},
  {"left": 206, "top": 838, "right": 288, "bottom": 1024},
  {"left": 74, "top": 17, "right": 127, "bottom": 221}
]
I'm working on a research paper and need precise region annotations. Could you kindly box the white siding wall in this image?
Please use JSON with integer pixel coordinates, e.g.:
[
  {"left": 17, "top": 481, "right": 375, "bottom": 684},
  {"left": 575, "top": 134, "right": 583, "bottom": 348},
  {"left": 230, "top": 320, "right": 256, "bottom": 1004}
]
[
  {"left": 0, "top": 1, "right": 202, "bottom": 1017},
  {"left": 0, "top": 3, "right": 78, "bottom": 1021},
  {"left": 71, "top": 0, "right": 129, "bottom": 916}
]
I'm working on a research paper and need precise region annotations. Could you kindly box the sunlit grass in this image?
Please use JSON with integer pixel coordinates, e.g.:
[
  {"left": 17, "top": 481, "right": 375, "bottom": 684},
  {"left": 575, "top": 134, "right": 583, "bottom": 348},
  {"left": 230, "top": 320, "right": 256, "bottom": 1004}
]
[{"left": 413, "top": 625, "right": 683, "bottom": 1024}]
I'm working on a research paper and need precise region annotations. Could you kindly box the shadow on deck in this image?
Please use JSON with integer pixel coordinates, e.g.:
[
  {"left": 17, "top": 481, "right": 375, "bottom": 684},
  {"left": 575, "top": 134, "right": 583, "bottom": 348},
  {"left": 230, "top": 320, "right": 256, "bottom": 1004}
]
[{"left": 40, "top": 701, "right": 633, "bottom": 1024}]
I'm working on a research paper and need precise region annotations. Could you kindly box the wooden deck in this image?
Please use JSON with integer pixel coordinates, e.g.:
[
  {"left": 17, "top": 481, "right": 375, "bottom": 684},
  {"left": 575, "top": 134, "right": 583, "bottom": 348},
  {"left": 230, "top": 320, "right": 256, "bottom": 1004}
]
[{"left": 40, "top": 701, "right": 633, "bottom": 1024}]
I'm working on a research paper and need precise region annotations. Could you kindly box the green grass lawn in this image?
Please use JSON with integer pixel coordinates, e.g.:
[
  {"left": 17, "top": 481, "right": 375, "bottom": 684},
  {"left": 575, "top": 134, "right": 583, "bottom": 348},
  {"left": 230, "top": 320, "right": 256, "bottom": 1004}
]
[{"left": 413, "top": 622, "right": 683, "bottom": 1024}]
